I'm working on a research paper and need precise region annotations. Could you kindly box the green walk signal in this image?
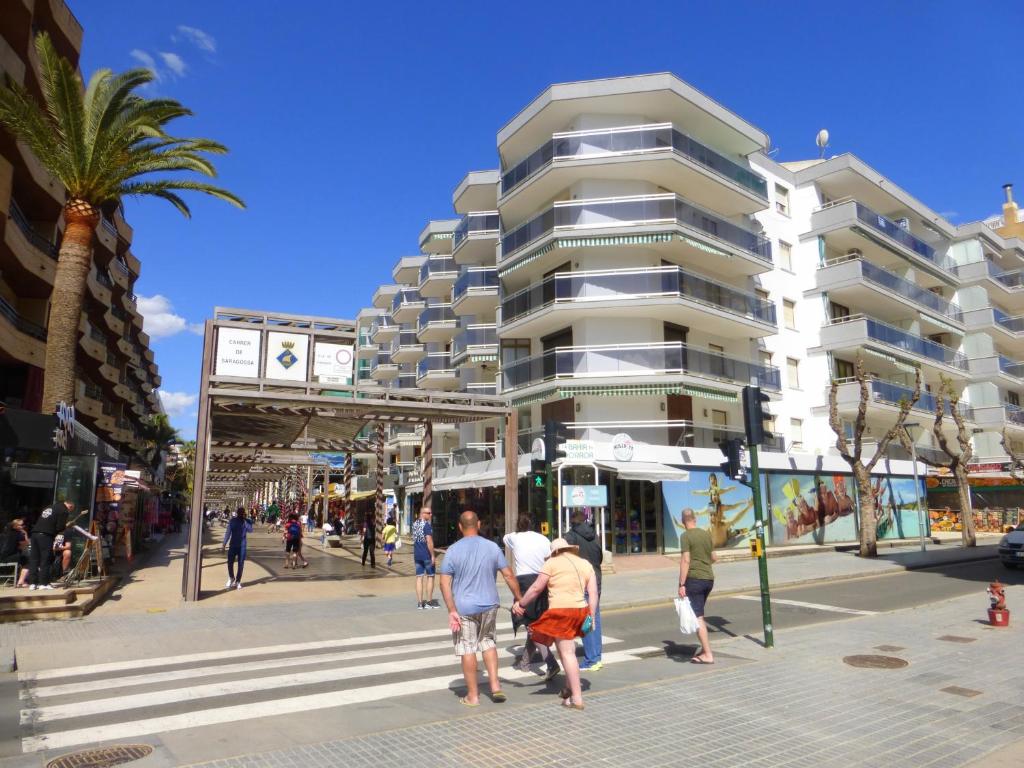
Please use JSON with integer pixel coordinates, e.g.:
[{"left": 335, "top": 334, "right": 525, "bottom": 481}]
[{"left": 533, "top": 474, "right": 544, "bottom": 488}]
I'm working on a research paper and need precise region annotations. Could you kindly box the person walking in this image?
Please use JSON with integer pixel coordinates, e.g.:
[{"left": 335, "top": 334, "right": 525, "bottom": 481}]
[
  {"left": 412, "top": 507, "right": 437, "bottom": 609},
  {"left": 360, "top": 512, "right": 377, "bottom": 567},
  {"left": 283, "top": 513, "right": 306, "bottom": 569},
  {"left": 439, "top": 511, "right": 522, "bottom": 707},
  {"left": 27, "top": 499, "right": 73, "bottom": 590},
  {"left": 503, "top": 514, "right": 558, "bottom": 680},
  {"left": 513, "top": 538, "right": 598, "bottom": 711},
  {"left": 564, "top": 510, "right": 604, "bottom": 671},
  {"left": 381, "top": 516, "right": 398, "bottom": 567},
  {"left": 222, "top": 506, "right": 253, "bottom": 589},
  {"left": 677, "top": 508, "right": 719, "bottom": 664}
]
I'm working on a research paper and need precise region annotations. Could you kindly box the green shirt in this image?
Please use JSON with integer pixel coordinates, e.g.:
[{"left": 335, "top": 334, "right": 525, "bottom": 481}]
[{"left": 681, "top": 527, "right": 715, "bottom": 581}]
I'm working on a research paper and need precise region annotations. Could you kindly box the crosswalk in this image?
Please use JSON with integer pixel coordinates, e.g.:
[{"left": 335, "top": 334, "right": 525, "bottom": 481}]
[{"left": 18, "top": 623, "right": 659, "bottom": 754}]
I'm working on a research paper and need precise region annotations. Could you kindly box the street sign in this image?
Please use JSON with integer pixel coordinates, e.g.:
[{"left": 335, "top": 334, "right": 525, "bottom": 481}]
[
  {"left": 562, "top": 439, "right": 595, "bottom": 463},
  {"left": 562, "top": 485, "right": 608, "bottom": 507}
]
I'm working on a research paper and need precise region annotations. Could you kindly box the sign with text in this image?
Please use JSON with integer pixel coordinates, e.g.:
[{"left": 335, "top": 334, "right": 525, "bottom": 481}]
[
  {"left": 313, "top": 342, "right": 354, "bottom": 383},
  {"left": 265, "top": 332, "right": 309, "bottom": 381},
  {"left": 563, "top": 485, "right": 608, "bottom": 507},
  {"left": 215, "top": 327, "right": 261, "bottom": 378},
  {"left": 562, "top": 439, "right": 595, "bottom": 463}
]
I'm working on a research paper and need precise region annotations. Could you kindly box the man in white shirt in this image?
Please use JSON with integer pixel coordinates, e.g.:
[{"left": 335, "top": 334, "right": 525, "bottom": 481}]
[{"left": 502, "top": 514, "right": 559, "bottom": 679}]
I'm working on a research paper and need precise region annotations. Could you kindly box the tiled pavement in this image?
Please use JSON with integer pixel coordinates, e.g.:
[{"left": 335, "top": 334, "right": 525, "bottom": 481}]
[{"left": 181, "top": 586, "right": 1024, "bottom": 768}]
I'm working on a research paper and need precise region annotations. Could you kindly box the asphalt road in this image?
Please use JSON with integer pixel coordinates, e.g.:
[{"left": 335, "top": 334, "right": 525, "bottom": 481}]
[{"left": 6, "top": 556, "right": 1017, "bottom": 765}]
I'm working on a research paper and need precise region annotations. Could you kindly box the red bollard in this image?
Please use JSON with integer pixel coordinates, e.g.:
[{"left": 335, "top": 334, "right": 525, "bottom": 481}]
[{"left": 987, "top": 580, "right": 1010, "bottom": 627}]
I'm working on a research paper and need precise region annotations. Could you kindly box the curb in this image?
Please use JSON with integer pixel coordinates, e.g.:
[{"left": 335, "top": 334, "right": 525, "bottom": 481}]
[{"left": 600, "top": 549, "right": 1000, "bottom": 613}]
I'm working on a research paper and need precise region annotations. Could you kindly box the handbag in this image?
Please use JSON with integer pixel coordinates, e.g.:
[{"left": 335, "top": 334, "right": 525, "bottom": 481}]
[{"left": 567, "top": 556, "right": 595, "bottom": 635}]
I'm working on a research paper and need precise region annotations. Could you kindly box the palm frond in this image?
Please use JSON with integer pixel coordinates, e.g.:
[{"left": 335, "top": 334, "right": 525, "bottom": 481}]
[{"left": 35, "top": 32, "right": 86, "bottom": 188}]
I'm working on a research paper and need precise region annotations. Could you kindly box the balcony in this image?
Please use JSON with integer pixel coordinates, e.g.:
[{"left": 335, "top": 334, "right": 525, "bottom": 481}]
[
  {"left": 79, "top": 323, "right": 106, "bottom": 363},
  {"left": 464, "top": 381, "right": 498, "bottom": 396},
  {"left": 973, "top": 403, "right": 1024, "bottom": 434},
  {"left": 832, "top": 378, "right": 973, "bottom": 422},
  {"left": 501, "top": 342, "right": 780, "bottom": 394},
  {"left": 819, "top": 314, "right": 968, "bottom": 376},
  {"left": 391, "top": 289, "right": 425, "bottom": 323},
  {"left": 451, "top": 324, "right": 498, "bottom": 366},
  {"left": 968, "top": 355, "right": 1024, "bottom": 385},
  {"left": 416, "top": 304, "right": 458, "bottom": 343},
  {"left": 395, "top": 373, "right": 418, "bottom": 390},
  {"left": 418, "top": 220, "right": 459, "bottom": 255},
  {"left": 963, "top": 307, "right": 1024, "bottom": 353},
  {"left": 453, "top": 268, "right": 499, "bottom": 316},
  {"left": 500, "top": 266, "right": 777, "bottom": 340},
  {"left": 0, "top": 296, "right": 46, "bottom": 365},
  {"left": 810, "top": 199, "right": 954, "bottom": 276},
  {"left": 418, "top": 255, "right": 459, "bottom": 298},
  {"left": 392, "top": 255, "right": 426, "bottom": 285},
  {"left": 416, "top": 353, "right": 459, "bottom": 390},
  {"left": 815, "top": 255, "right": 963, "bottom": 325},
  {"left": 370, "top": 352, "right": 399, "bottom": 381},
  {"left": 390, "top": 329, "right": 426, "bottom": 364},
  {"left": 954, "top": 260, "right": 1024, "bottom": 313},
  {"left": 500, "top": 193, "right": 771, "bottom": 272},
  {"left": 372, "top": 284, "right": 400, "bottom": 310},
  {"left": 452, "top": 212, "right": 500, "bottom": 265},
  {"left": 5, "top": 200, "right": 58, "bottom": 284},
  {"left": 356, "top": 336, "right": 378, "bottom": 359},
  {"left": 370, "top": 315, "right": 399, "bottom": 343},
  {"left": 499, "top": 123, "right": 769, "bottom": 222}
]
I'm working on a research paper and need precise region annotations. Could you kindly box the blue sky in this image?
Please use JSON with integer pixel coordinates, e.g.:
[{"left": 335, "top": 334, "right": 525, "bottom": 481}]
[{"left": 70, "top": 1, "right": 1023, "bottom": 438}]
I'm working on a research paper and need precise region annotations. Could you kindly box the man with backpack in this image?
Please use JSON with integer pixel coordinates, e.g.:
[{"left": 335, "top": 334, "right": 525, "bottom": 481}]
[{"left": 283, "top": 514, "right": 308, "bottom": 569}]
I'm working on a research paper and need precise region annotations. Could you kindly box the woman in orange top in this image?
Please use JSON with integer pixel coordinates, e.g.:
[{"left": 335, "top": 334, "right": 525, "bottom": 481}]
[{"left": 513, "top": 537, "right": 598, "bottom": 711}]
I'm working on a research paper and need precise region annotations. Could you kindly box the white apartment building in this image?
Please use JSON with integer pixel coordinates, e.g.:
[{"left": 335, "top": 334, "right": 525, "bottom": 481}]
[{"left": 353, "top": 73, "right": 1019, "bottom": 552}]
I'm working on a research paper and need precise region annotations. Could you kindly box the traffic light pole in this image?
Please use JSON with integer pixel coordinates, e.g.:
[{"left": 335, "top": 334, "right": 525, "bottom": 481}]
[
  {"left": 747, "top": 444, "right": 774, "bottom": 649},
  {"left": 545, "top": 465, "right": 554, "bottom": 540}
]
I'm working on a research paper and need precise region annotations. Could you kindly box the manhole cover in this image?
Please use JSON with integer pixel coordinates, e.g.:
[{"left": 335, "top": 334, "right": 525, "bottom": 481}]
[
  {"left": 47, "top": 744, "right": 153, "bottom": 768},
  {"left": 843, "top": 654, "right": 908, "bottom": 669}
]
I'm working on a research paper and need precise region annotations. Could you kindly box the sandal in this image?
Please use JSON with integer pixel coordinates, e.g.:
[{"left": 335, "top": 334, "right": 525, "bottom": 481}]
[
  {"left": 562, "top": 701, "right": 585, "bottom": 711},
  {"left": 491, "top": 691, "right": 507, "bottom": 703},
  {"left": 691, "top": 656, "right": 715, "bottom": 665},
  {"left": 559, "top": 687, "right": 571, "bottom": 700},
  {"left": 458, "top": 697, "right": 479, "bottom": 707}
]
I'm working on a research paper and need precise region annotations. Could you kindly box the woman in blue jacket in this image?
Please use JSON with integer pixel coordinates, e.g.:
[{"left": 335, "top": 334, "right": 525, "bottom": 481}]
[{"left": 222, "top": 507, "right": 253, "bottom": 590}]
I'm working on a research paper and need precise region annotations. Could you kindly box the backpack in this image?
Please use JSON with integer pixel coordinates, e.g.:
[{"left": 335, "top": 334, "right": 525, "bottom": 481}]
[{"left": 286, "top": 522, "right": 301, "bottom": 541}]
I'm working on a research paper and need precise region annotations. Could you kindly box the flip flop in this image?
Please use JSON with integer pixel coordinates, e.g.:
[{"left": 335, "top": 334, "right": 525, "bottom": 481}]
[
  {"left": 690, "top": 657, "right": 715, "bottom": 665},
  {"left": 458, "top": 697, "right": 480, "bottom": 707},
  {"left": 491, "top": 691, "right": 507, "bottom": 703}
]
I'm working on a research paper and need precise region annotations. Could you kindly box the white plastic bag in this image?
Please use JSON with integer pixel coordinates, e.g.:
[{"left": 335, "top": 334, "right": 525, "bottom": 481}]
[
  {"left": 675, "top": 597, "right": 699, "bottom": 635},
  {"left": 394, "top": 536, "right": 402, "bottom": 550}
]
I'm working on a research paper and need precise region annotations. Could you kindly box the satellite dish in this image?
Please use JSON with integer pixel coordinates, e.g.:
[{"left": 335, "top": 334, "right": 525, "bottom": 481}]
[{"left": 816, "top": 129, "right": 830, "bottom": 158}]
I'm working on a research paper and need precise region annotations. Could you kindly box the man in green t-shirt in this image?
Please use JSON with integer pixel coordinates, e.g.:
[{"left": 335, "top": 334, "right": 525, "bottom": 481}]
[{"left": 678, "top": 508, "right": 718, "bottom": 664}]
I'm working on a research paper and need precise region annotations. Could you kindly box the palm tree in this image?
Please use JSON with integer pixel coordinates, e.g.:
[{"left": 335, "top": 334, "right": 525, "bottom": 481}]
[
  {"left": 138, "top": 413, "right": 180, "bottom": 474},
  {"left": 0, "top": 33, "right": 243, "bottom": 412}
]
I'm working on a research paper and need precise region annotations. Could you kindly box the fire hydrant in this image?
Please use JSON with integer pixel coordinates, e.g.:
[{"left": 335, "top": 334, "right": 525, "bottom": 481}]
[{"left": 987, "top": 580, "right": 1010, "bottom": 627}]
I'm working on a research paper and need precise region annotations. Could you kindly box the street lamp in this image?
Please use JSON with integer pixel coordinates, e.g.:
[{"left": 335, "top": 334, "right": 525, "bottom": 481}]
[{"left": 901, "top": 422, "right": 925, "bottom": 552}]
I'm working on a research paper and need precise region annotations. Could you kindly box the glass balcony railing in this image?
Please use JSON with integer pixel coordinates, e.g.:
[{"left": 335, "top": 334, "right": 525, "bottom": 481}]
[
  {"left": 94, "top": 270, "right": 113, "bottom": 289},
  {"left": 501, "top": 342, "right": 780, "bottom": 392},
  {"left": 500, "top": 123, "right": 768, "bottom": 200},
  {"left": 419, "top": 256, "right": 458, "bottom": 283},
  {"left": 0, "top": 296, "right": 46, "bottom": 340},
  {"left": 830, "top": 315, "right": 968, "bottom": 370},
  {"left": 396, "top": 373, "right": 417, "bottom": 389},
  {"left": 417, "top": 353, "right": 455, "bottom": 378},
  {"left": 452, "top": 212, "right": 500, "bottom": 252},
  {"left": 390, "top": 330, "right": 422, "bottom": 353},
  {"left": 453, "top": 268, "right": 499, "bottom": 301},
  {"left": 501, "top": 193, "right": 771, "bottom": 262},
  {"left": 853, "top": 202, "right": 953, "bottom": 271},
  {"left": 866, "top": 379, "right": 973, "bottom": 420},
  {"left": 851, "top": 258, "right": 962, "bottom": 322},
  {"left": 372, "top": 351, "right": 394, "bottom": 368},
  {"left": 994, "top": 308, "right": 1024, "bottom": 334},
  {"left": 464, "top": 381, "right": 497, "bottom": 396},
  {"left": 8, "top": 200, "right": 58, "bottom": 259},
  {"left": 391, "top": 289, "right": 423, "bottom": 314},
  {"left": 998, "top": 356, "right": 1024, "bottom": 380},
  {"left": 417, "top": 304, "right": 456, "bottom": 331},
  {"left": 501, "top": 266, "right": 777, "bottom": 327},
  {"left": 452, "top": 324, "right": 498, "bottom": 360},
  {"left": 370, "top": 316, "right": 397, "bottom": 337},
  {"left": 993, "top": 266, "right": 1024, "bottom": 289}
]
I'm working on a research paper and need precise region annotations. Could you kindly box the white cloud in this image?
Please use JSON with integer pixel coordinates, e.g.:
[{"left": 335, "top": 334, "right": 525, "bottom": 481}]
[
  {"left": 129, "top": 49, "right": 160, "bottom": 80},
  {"left": 137, "top": 294, "right": 201, "bottom": 339},
  {"left": 175, "top": 25, "right": 217, "bottom": 53},
  {"left": 158, "top": 51, "right": 187, "bottom": 77},
  {"left": 159, "top": 391, "right": 198, "bottom": 417}
]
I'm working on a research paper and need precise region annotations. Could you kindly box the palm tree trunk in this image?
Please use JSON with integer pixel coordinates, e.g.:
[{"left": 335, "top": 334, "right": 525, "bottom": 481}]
[{"left": 41, "top": 200, "right": 99, "bottom": 412}]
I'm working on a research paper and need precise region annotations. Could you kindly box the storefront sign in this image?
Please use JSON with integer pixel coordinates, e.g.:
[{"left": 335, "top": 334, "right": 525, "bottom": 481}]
[
  {"left": 611, "top": 433, "right": 634, "bottom": 462},
  {"left": 53, "top": 401, "right": 76, "bottom": 449},
  {"left": 562, "top": 439, "right": 595, "bottom": 463},
  {"left": 563, "top": 485, "right": 608, "bottom": 507},
  {"left": 313, "top": 342, "right": 354, "bottom": 383},
  {"left": 265, "top": 332, "right": 309, "bottom": 381},
  {"left": 215, "top": 327, "right": 261, "bottom": 378}
]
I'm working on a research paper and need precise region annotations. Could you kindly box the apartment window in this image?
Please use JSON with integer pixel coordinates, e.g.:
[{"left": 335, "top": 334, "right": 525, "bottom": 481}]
[
  {"left": 835, "top": 359, "right": 855, "bottom": 379},
  {"left": 775, "top": 184, "right": 790, "bottom": 216},
  {"left": 760, "top": 350, "right": 773, "bottom": 368},
  {"left": 778, "top": 240, "right": 793, "bottom": 271},
  {"left": 708, "top": 343, "right": 724, "bottom": 355},
  {"left": 787, "top": 358, "right": 800, "bottom": 389},
  {"left": 829, "top": 301, "right": 850, "bottom": 321},
  {"left": 755, "top": 288, "right": 769, "bottom": 302},
  {"left": 711, "top": 409, "right": 728, "bottom": 443},
  {"left": 783, "top": 299, "right": 796, "bottom": 330},
  {"left": 791, "top": 418, "right": 804, "bottom": 446},
  {"left": 1007, "top": 392, "right": 1021, "bottom": 407}
]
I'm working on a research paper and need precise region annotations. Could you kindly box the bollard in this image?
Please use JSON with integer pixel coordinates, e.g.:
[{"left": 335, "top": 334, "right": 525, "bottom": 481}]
[{"left": 987, "top": 580, "right": 1010, "bottom": 627}]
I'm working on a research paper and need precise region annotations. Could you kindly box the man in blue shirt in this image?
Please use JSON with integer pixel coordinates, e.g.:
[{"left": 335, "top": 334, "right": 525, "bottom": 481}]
[
  {"left": 412, "top": 507, "right": 437, "bottom": 609},
  {"left": 440, "top": 510, "right": 522, "bottom": 706}
]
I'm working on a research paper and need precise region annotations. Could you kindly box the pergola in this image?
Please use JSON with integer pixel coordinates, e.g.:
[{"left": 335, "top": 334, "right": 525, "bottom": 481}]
[{"left": 184, "top": 308, "right": 515, "bottom": 601}]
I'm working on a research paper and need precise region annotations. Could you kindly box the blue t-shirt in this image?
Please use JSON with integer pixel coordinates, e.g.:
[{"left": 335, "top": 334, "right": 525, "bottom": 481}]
[
  {"left": 440, "top": 535, "right": 507, "bottom": 616},
  {"left": 412, "top": 519, "right": 433, "bottom": 561}
]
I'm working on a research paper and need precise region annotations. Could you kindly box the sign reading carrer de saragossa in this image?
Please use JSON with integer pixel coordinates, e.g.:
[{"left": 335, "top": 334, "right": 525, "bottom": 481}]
[{"left": 214, "top": 327, "right": 261, "bottom": 377}]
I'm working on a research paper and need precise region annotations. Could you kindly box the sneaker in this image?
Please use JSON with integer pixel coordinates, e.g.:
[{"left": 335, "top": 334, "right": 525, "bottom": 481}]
[
  {"left": 235, "top": 582, "right": 242, "bottom": 590},
  {"left": 40, "top": 585, "right": 55, "bottom": 590},
  {"left": 426, "top": 602, "right": 439, "bottom": 610},
  {"left": 29, "top": 584, "right": 37, "bottom": 591},
  {"left": 416, "top": 602, "right": 425, "bottom": 610},
  {"left": 226, "top": 578, "right": 235, "bottom": 588},
  {"left": 580, "top": 661, "right": 604, "bottom": 672},
  {"left": 542, "top": 665, "right": 561, "bottom": 682}
]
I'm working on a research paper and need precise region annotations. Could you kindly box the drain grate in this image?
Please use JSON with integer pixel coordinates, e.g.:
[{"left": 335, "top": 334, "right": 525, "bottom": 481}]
[
  {"left": 937, "top": 635, "right": 976, "bottom": 644},
  {"left": 941, "top": 685, "right": 982, "bottom": 698},
  {"left": 47, "top": 744, "right": 153, "bottom": 768},
  {"left": 843, "top": 654, "right": 908, "bottom": 669}
]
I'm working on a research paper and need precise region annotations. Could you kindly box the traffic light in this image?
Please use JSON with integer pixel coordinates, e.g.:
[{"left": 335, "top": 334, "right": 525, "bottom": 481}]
[
  {"left": 719, "top": 438, "right": 744, "bottom": 481},
  {"left": 543, "top": 420, "right": 568, "bottom": 466},
  {"left": 742, "top": 385, "right": 773, "bottom": 446}
]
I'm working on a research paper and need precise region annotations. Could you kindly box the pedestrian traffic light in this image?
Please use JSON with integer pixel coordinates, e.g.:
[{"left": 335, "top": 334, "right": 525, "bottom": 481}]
[
  {"left": 531, "top": 458, "right": 546, "bottom": 475},
  {"left": 543, "top": 420, "right": 568, "bottom": 466},
  {"left": 719, "top": 438, "right": 744, "bottom": 481},
  {"left": 742, "top": 385, "right": 773, "bottom": 446},
  {"left": 532, "top": 473, "right": 545, "bottom": 488}
]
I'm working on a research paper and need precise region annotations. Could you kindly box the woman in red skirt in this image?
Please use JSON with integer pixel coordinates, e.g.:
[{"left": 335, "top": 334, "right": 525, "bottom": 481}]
[{"left": 513, "top": 537, "right": 598, "bottom": 711}]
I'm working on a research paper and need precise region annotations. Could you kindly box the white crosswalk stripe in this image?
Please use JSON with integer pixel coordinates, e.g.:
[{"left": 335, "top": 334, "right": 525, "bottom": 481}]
[{"left": 18, "top": 625, "right": 656, "bottom": 754}]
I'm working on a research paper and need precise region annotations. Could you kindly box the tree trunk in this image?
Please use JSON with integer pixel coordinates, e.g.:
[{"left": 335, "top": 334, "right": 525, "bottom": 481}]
[
  {"left": 854, "top": 464, "right": 878, "bottom": 557},
  {"left": 954, "top": 463, "right": 977, "bottom": 547},
  {"left": 41, "top": 200, "right": 99, "bottom": 413}
]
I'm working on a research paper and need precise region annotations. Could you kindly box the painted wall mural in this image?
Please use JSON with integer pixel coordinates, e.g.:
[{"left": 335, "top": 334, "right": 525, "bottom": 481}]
[{"left": 662, "top": 471, "right": 760, "bottom": 551}]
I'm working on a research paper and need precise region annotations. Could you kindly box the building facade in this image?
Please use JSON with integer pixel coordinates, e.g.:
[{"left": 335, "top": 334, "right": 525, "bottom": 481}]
[{"left": 354, "top": 73, "right": 1019, "bottom": 552}]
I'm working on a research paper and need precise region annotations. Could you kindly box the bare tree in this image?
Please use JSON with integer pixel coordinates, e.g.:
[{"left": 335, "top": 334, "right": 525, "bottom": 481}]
[
  {"left": 1002, "top": 430, "right": 1024, "bottom": 482},
  {"left": 897, "top": 376, "right": 976, "bottom": 547},
  {"left": 828, "top": 356, "right": 921, "bottom": 557}
]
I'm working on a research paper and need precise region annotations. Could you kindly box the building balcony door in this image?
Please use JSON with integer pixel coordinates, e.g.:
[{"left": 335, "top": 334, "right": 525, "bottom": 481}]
[{"left": 666, "top": 393, "right": 693, "bottom": 446}]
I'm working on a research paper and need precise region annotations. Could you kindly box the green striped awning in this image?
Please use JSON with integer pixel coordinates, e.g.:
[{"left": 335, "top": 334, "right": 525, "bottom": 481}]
[
  {"left": 510, "top": 391, "right": 557, "bottom": 408},
  {"left": 863, "top": 347, "right": 919, "bottom": 374},
  {"left": 498, "top": 242, "right": 557, "bottom": 277},
  {"left": 469, "top": 354, "right": 498, "bottom": 363},
  {"left": 679, "top": 235, "right": 730, "bottom": 257},
  {"left": 498, "top": 232, "right": 675, "bottom": 277},
  {"left": 683, "top": 384, "right": 738, "bottom": 402},
  {"left": 558, "top": 384, "right": 683, "bottom": 398}
]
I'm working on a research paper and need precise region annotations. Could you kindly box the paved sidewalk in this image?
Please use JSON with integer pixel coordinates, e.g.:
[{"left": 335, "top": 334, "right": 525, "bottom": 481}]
[{"left": 177, "top": 584, "right": 1024, "bottom": 768}]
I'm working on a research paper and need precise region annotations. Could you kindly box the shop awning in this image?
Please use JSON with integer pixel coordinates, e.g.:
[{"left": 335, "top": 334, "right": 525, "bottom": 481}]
[
  {"left": 406, "top": 457, "right": 530, "bottom": 493},
  {"left": 595, "top": 461, "right": 690, "bottom": 482}
]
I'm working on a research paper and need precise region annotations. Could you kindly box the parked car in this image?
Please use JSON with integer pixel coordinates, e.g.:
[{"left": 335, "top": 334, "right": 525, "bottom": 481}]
[{"left": 998, "top": 522, "right": 1024, "bottom": 569}]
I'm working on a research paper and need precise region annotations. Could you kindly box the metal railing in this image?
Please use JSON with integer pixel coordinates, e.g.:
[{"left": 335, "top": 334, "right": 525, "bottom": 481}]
[
  {"left": 852, "top": 201, "right": 954, "bottom": 271},
  {"left": 845, "top": 378, "right": 975, "bottom": 420},
  {"left": 417, "top": 353, "right": 456, "bottom": 378},
  {"left": 464, "top": 381, "right": 497, "bottom": 396},
  {"left": 390, "top": 329, "right": 422, "bottom": 353},
  {"left": 999, "top": 356, "right": 1024, "bottom": 379},
  {"left": 452, "top": 212, "right": 500, "bottom": 252},
  {"left": 453, "top": 267, "right": 499, "bottom": 301},
  {"left": 0, "top": 296, "right": 46, "bottom": 340},
  {"left": 1005, "top": 404, "right": 1024, "bottom": 427},
  {"left": 823, "top": 254, "right": 962, "bottom": 321},
  {"left": 452, "top": 324, "right": 498, "bottom": 361},
  {"left": 826, "top": 314, "right": 968, "bottom": 370},
  {"left": 501, "top": 193, "right": 771, "bottom": 262},
  {"left": 501, "top": 342, "right": 781, "bottom": 392},
  {"left": 101, "top": 218, "right": 118, "bottom": 237},
  {"left": 391, "top": 289, "right": 424, "bottom": 314},
  {"left": 370, "top": 316, "right": 397, "bottom": 337},
  {"left": 417, "top": 304, "right": 456, "bottom": 332},
  {"left": 419, "top": 256, "right": 458, "bottom": 283},
  {"left": 994, "top": 308, "right": 1024, "bottom": 334},
  {"left": 8, "top": 200, "right": 58, "bottom": 258},
  {"left": 500, "top": 123, "right": 768, "bottom": 199},
  {"left": 94, "top": 270, "right": 113, "bottom": 288},
  {"left": 501, "top": 265, "right": 777, "bottom": 326},
  {"left": 372, "top": 351, "right": 394, "bottom": 367}
]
